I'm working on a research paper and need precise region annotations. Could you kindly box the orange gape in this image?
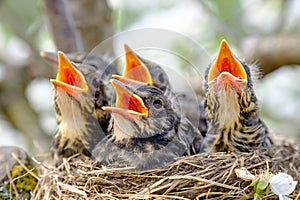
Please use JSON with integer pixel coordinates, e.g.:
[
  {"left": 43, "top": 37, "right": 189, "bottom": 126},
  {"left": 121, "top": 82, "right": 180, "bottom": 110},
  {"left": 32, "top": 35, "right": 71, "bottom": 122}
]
[
  {"left": 123, "top": 44, "right": 153, "bottom": 85},
  {"left": 102, "top": 79, "right": 148, "bottom": 122},
  {"left": 50, "top": 51, "right": 88, "bottom": 102},
  {"left": 112, "top": 80, "right": 148, "bottom": 115},
  {"left": 208, "top": 40, "right": 247, "bottom": 82}
]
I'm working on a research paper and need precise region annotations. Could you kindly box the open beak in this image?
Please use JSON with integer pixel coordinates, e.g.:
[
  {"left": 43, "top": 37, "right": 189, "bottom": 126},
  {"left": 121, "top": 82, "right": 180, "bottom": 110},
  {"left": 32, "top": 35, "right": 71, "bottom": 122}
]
[
  {"left": 208, "top": 40, "right": 247, "bottom": 93},
  {"left": 50, "top": 51, "right": 89, "bottom": 102},
  {"left": 102, "top": 79, "right": 148, "bottom": 121},
  {"left": 40, "top": 51, "right": 58, "bottom": 65},
  {"left": 123, "top": 44, "right": 153, "bottom": 85}
]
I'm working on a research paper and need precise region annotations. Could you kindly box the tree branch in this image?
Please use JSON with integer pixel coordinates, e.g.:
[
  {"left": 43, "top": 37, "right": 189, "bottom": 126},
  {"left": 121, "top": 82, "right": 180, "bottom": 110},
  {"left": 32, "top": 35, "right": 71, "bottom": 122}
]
[
  {"left": 66, "top": 0, "right": 114, "bottom": 53},
  {"left": 242, "top": 35, "right": 300, "bottom": 75},
  {"left": 40, "top": 0, "right": 82, "bottom": 52}
]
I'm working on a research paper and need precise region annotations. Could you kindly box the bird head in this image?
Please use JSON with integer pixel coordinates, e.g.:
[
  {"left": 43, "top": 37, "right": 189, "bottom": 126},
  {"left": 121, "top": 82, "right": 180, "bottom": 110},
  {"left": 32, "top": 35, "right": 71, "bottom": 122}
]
[
  {"left": 41, "top": 51, "right": 115, "bottom": 94},
  {"left": 206, "top": 39, "right": 251, "bottom": 95},
  {"left": 41, "top": 50, "right": 117, "bottom": 118},
  {"left": 102, "top": 79, "right": 177, "bottom": 140},
  {"left": 205, "top": 40, "right": 258, "bottom": 127},
  {"left": 116, "top": 44, "right": 170, "bottom": 91}
]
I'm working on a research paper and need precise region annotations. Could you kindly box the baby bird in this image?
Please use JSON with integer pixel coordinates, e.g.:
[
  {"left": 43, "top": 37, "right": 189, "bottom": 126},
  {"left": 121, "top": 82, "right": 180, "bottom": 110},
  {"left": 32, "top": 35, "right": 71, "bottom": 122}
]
[
  {"left": 50, "top": 52, "right": 107, "bottom": 162},
  {"left": 204, "top": 40, "right": 272, "bottom": 152},
  {"left": 92, "top": 79, "right": 204, "bottom": 170}
]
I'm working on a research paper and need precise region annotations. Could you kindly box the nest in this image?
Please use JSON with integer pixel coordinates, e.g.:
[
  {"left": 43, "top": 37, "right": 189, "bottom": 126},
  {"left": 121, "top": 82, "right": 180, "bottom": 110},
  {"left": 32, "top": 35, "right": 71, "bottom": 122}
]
[{"left": 31, "top": 138, "right": 300, "bottom": 200}]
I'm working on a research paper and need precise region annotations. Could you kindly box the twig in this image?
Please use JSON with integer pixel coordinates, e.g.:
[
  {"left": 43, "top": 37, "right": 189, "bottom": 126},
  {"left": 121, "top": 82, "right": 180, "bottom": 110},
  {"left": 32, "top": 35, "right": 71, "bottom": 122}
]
[
  {"left": 135, "top": 177, "right": 168, "bottom": 195},
  {"left": 57, "top": 182, "right": 87, "bottom": 198},
  {"left": 223, "top": 158, "right": 238, "bottom": 183},
  {"left": 7, "top": 165, "right": 19, "bottom": 200},
  {"left": 130, "top": 194, "right": 190, "bottom": 200},
  {"left": 11, "top": 152, "right": 39, "bottom": 180},
  {"left": 168, "top": 175, "right": 241, "bottom": 190}
]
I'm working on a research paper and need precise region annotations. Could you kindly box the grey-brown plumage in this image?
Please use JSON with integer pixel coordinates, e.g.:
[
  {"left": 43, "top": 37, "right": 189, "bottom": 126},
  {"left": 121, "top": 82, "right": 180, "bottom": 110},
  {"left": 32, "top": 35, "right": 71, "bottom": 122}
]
[
  {"left": 204, "top": 40, "right": 272, "bottom": 152},
  {"left": 92, "top": 79, "right": 204, "bottom": 170}
]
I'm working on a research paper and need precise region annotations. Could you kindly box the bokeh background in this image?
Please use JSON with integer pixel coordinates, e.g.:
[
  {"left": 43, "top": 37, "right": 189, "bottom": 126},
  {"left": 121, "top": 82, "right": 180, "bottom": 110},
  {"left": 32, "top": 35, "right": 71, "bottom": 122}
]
[{"left": 1, "top": 0, "right": 300, "bottom": 155}]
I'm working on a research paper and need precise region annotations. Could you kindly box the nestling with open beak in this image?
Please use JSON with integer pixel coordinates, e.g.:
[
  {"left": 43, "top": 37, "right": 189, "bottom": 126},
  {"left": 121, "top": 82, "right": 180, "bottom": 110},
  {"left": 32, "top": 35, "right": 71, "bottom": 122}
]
[
  {"left": 92, "top": 79, "right": 204, "bottom": 170},
  {"left": 41, "top": 51, "right": 119, "bottom": 133},
  {"left": 112, "top": 44, "right": 208, "bottom": 136},
  {"left": 49, "top": 52, "right": 108, "bottom": 163},
  {"left": 204, "top": 40, "right": 272, "bottom": 152}
]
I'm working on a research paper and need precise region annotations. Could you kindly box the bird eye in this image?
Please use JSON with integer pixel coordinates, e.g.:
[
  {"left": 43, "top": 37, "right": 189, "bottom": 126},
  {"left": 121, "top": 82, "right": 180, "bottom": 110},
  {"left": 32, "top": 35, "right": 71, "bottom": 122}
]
[
  {"left": 158, "top": 73, "right": 165, "bottom": 83},
  {"left": 152, "top": 99, "right": 163, "bottom": 109},
  {"left": 92, "top": 78, "right": 98, "bottom": 87}
]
